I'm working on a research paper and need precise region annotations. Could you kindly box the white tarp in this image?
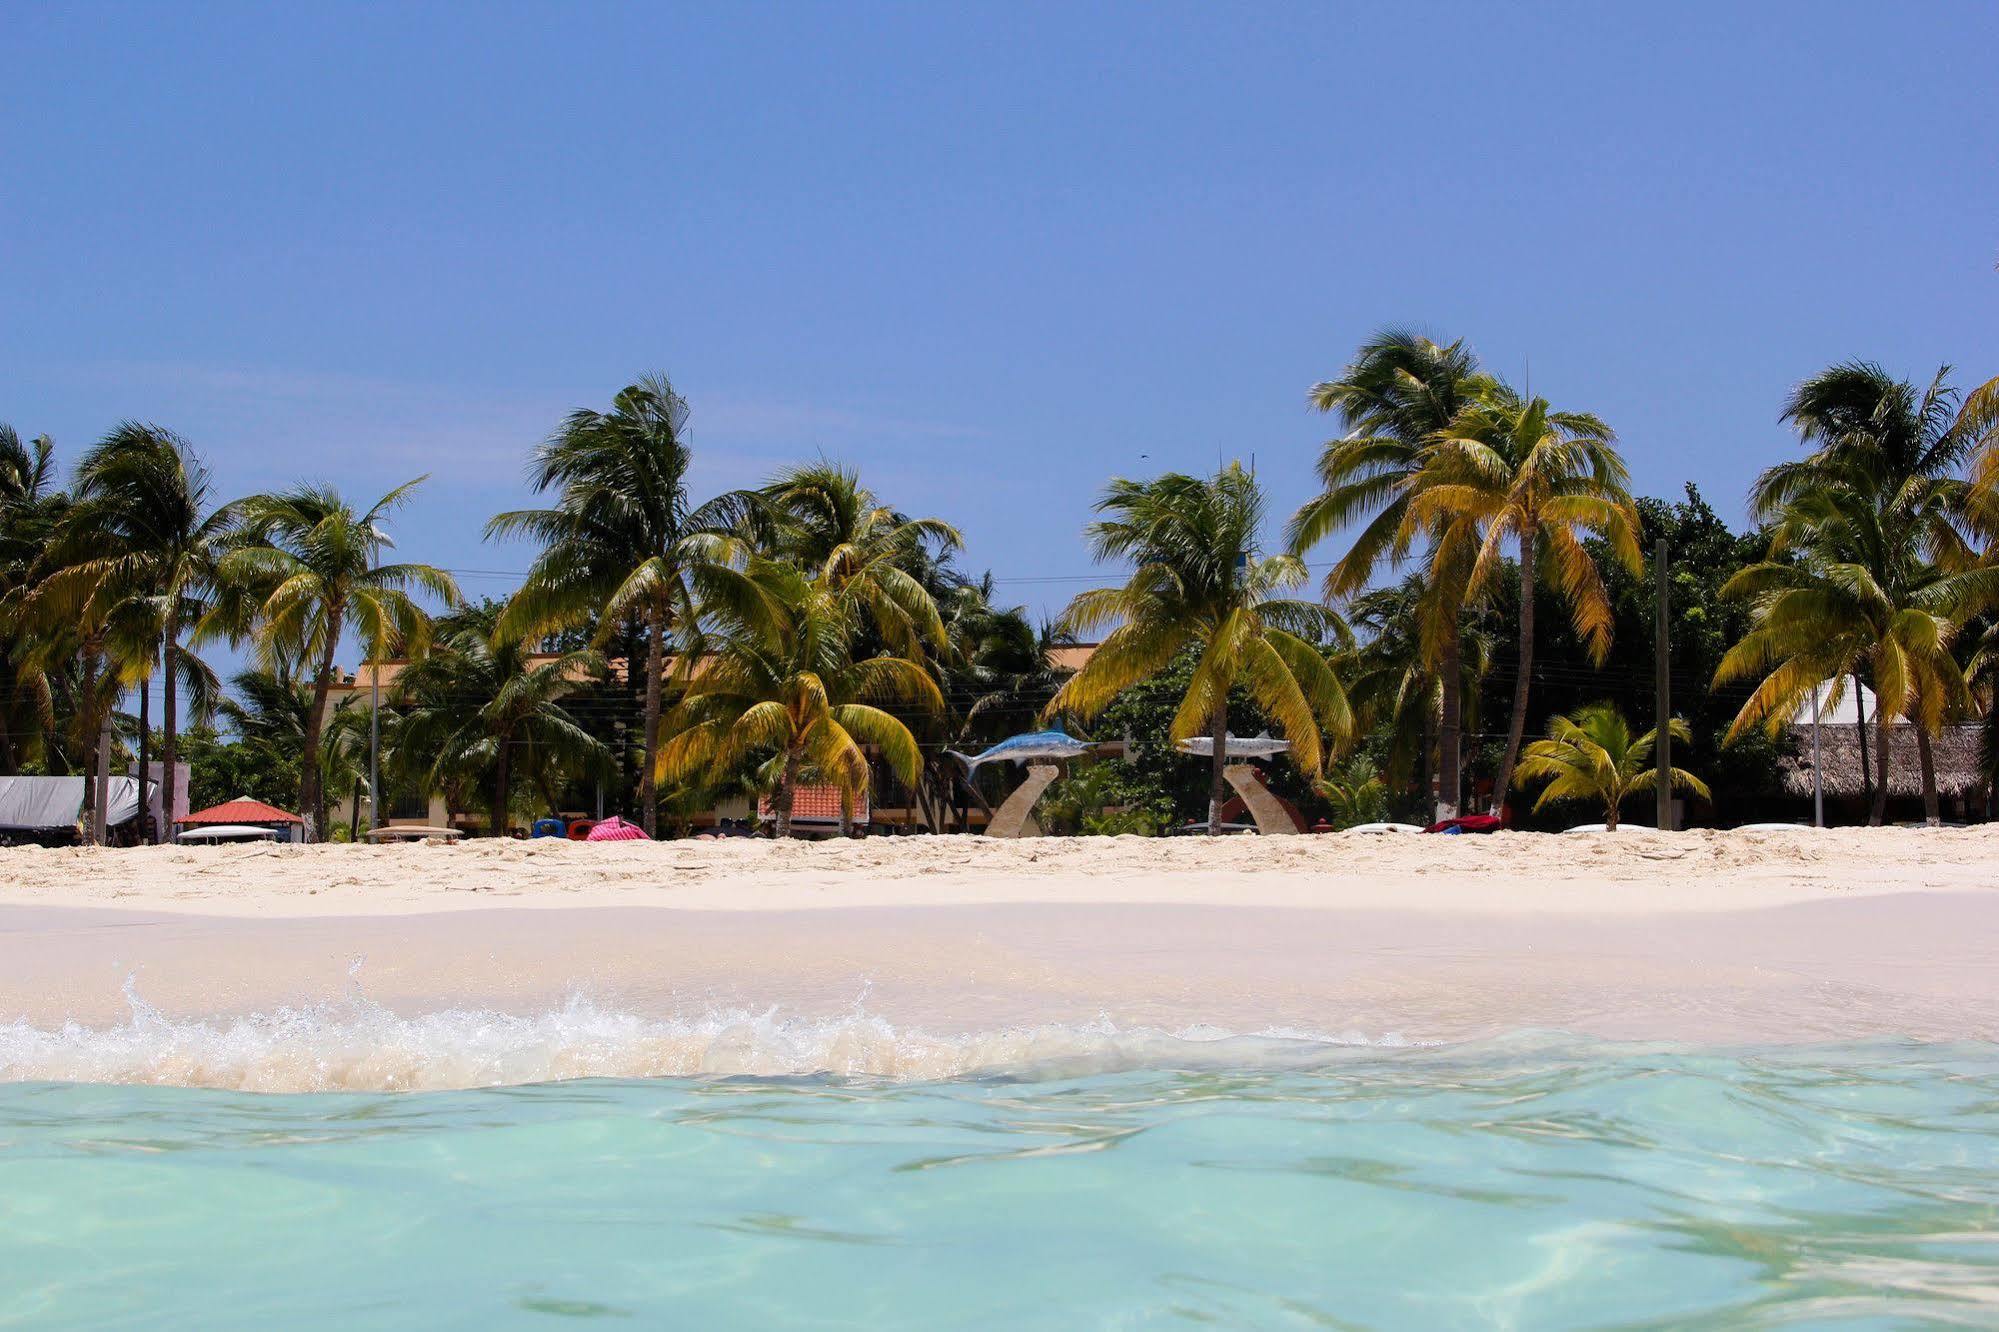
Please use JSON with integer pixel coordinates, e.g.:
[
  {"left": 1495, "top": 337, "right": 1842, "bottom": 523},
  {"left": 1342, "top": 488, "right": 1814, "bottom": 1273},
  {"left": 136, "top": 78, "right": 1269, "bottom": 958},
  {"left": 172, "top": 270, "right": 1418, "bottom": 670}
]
[
  {"left": 0, "top": 776, "right": 144, "bottom": 832},
  {"left": 130, "top": 762, "right": 191, "bottom": 829}
]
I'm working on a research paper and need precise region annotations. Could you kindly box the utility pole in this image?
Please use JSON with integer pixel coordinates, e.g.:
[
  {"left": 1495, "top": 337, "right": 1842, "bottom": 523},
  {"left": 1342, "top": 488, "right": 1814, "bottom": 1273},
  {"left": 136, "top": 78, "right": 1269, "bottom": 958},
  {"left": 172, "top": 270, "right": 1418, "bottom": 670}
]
[
  {"left": 1810, "top": 682, "right": 1824, "bottom": 828},
  {"left": 1655, "top": 540, "right": 1672, "bottom": 832}
]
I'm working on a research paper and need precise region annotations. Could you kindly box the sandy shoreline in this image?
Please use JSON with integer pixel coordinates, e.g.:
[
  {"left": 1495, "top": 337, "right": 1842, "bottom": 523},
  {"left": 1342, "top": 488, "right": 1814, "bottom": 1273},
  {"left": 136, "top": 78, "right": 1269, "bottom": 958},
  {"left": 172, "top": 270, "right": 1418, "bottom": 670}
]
[
  {"left": 2, "top": 825, "right": 1994, "bottom": 916},
  {"left": 1, "top": 830, "right": 1995, "bottom": 1066}
]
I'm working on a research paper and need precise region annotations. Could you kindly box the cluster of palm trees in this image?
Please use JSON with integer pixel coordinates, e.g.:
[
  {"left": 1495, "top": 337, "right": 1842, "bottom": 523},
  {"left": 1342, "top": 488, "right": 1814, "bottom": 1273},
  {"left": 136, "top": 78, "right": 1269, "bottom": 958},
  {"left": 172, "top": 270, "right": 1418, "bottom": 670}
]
[
  {"left": 6, "top": 343, "right": 1995, "bottom": 843},
  {"left": 0, "top": 420, "right": 459, "bottom": 842},
  {"left": 0, "top": 378, "right": 1057, "bottom": 843},
  {"left": 1718, "top": 364, "right": 1999, "bottom": 824},
  {"left": 1274, "top": 335, "right": 1999, "bottom": 827}
]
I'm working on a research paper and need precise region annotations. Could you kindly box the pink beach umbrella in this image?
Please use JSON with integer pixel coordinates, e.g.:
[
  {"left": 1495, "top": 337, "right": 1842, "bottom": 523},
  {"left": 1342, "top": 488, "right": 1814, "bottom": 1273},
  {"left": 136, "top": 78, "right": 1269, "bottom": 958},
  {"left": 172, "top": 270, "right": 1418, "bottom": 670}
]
[{"left": 584, "top": 816, "right": 649, "bottom": 842}]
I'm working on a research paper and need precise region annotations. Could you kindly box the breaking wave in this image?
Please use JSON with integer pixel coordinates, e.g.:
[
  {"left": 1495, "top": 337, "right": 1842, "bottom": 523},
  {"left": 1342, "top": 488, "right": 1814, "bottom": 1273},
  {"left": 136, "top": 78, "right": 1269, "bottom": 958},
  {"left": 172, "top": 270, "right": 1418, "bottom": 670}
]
[{"left": 0, "top": 981, "right": 1414, "bottom": 1093}]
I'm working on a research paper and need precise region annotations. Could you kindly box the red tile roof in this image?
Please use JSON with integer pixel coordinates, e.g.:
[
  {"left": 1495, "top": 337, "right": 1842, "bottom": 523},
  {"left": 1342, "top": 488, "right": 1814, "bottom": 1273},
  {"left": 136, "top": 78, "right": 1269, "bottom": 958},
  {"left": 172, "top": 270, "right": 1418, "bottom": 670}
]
[
  {"left": 758, "top": 785, "right": 866, "bottom": 824},
  {"left": 180, "top": 797, "right": 303, "bottom": 825}
]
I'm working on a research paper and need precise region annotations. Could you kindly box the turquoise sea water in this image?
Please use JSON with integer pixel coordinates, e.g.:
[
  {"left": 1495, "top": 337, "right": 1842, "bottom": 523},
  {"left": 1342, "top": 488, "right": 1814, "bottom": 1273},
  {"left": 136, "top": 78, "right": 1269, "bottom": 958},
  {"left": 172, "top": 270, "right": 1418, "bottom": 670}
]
[{"left": 3, "top": 1038, "right": 1997, "bottom": 1329}]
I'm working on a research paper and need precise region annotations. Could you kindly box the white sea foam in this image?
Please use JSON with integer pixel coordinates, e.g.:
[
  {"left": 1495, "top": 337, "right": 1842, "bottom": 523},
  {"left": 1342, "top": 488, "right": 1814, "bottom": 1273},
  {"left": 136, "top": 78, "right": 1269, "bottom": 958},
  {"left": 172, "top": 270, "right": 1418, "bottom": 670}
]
[{"left": 0, "top": 981, "right": 1411, "bottom": 1093}]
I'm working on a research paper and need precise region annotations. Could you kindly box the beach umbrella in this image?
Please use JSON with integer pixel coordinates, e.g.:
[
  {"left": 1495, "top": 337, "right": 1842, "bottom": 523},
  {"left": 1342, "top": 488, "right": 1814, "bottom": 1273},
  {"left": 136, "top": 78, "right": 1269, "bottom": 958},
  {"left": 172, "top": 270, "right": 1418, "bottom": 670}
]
[{"left": 585, "top": 816, "right": 649, "bottom": 842}]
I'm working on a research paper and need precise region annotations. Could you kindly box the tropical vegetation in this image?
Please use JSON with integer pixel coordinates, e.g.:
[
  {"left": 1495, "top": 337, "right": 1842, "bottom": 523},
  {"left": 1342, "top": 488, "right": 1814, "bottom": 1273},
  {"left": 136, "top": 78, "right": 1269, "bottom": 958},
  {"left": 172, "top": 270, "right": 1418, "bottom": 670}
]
[
  {"left": 5, "top": 337, "right": 1997, "bottom": 845},
  {"left": 1513, "top": 703, "right": 1710, "bottom": 830}
]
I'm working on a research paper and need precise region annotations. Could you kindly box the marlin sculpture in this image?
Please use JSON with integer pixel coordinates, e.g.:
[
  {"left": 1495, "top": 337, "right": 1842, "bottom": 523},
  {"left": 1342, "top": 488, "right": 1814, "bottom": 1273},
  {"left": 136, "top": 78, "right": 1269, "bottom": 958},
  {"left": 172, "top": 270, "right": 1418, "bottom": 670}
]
[
  {"left": 946, "top": 729, "right": 1097, "bottom": 774},
  {"left": 1175, "top": 732, "right": 1292, "bottom": 759}
]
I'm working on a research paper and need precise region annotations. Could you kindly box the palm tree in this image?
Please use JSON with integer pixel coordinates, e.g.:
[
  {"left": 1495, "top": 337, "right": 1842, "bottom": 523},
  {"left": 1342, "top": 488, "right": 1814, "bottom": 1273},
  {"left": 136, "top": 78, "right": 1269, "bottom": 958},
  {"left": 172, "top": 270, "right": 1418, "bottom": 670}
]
[
  {"left": 1413, "top": 383, "right": 1640, "bottom": 813},
  {"left": 391, "top": 603, "right": 611, "bottom": 836},
  {"left": 1312, "top": 754, "right": 1391, "bottom": 829},
  {"left": 1343, "top": 574, "right": 1496, "bottom": 804},
  {"left": 1050, "top": 463, "right": 1352, "bottom": 833},
  {"left": 1288, "top": 330, "right": 1489, "bottom": 819},
  {"left": 1514, "top": 702, "right": 1708, "bottom": 830},
  {"left": 752, "top": 462, "right": 962, "bottom": 659},
  {"left": 0, "top": 426, "right": 64, "bottom": 774},
  {"left": 19, "top": 446, "right": 173, "bottom": 841},
  {"left": 1717, "top": 505, "right": 1977, "bottom": 825},
  {"left": 70, "top": 424, "right": 232, "bottom": 838},
  {"left": 218, "top": 481, "right": 458, "bottom": 840},
  {"left": 489, "top": 376, "right": 747, "bottom": 836},
  {"left": 655, "top": 563, "right": 942, "bottom": 838},
  {"left": 1720, "top": 363, "right": 1988, "bottom": 825},
  {"left": 218, "top": 667, "right": 365, "bottom": 815},
  {"left": 907, "top": 573, "right": 1065, "bottom": 831}
]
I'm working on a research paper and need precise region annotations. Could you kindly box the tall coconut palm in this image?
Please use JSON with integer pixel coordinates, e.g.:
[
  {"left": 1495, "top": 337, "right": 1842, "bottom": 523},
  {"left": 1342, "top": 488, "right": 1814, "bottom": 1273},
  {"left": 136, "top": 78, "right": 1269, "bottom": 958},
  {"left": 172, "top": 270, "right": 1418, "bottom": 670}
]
[
  {"left": 1288, "top": 330, "right": 1489, "bottom": 819},
  {"left": 1050, "top": 463, "right": 1352, "bottom": 833},
  {"left": 392, "top": 603, "right": 611, "bottom": 836},
  {"left": 1721, "top": 363, "right": 1987, "bottom": 825},
  {"left": 655, "top": 563, "right": 942, "bottom": 838},
  {"left": 217, "top": 481, "right": 458, "bottom": 840},
  {"left": 70, "top": 424, "right": 232, "bottom": 837},
  {"left": 489, "top": 376, "right": 749, "bottom": 836},
  {"left": 1413, "top": 384, "right": 1641, "bottom": 812},
  {"left": 1514, "top": 702, "right": 1708, "bottom": 830}
]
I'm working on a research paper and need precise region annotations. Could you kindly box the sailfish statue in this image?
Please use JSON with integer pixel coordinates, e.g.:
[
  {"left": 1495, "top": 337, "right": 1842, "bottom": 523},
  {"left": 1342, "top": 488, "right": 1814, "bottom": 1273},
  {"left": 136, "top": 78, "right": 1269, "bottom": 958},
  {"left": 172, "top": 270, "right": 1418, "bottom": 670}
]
[{"left": 946, "top": 729, "right": 1097, "bottom": 774}]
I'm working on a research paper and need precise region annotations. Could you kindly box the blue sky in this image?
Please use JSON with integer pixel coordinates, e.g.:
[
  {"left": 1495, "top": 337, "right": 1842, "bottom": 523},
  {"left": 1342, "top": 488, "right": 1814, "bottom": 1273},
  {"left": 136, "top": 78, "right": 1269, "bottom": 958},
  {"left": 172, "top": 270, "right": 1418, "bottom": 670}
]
[{"left": 5, "top": 1, "right": 1996, "bottom": 648}]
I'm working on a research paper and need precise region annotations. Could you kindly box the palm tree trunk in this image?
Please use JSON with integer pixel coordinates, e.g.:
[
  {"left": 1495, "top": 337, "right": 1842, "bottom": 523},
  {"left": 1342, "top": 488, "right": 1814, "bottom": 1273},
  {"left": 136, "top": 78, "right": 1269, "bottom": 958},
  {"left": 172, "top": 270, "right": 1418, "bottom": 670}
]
[
  {"left": 774, "top": 749, "right": 800, "bottom": 839},
  {"left": 160, "top": 618, "right": 179, "bottom": 846},
  {"left": 1419, "top": 701, "right": 1435, "bottom": 823},
  {"left": 1853, "top": 671, "right": 1872, "bottom": 813},
  {"left": 1869, "top": 702, "right": 1892, "bottom": 827},
  {"left": 1917, "top": 725, "right": 1940, "bottom": 827},
  {"left": 92, "top": 701, "right": 112, "bottom": 847},
  {"left": 0, "top": 655, "right": 16, "bottom": 776},
  {"left": 136, "top": 667, "right": 151, "bottom": 844},
  {"left": 491, "top": 737, "right": 511, "bottom": 838},
  {"left": 1492, "top": 530, "right": 1536, "bottom": 814},
  {"left": 76, "top": 650, "right": 98, "bottom": 836},
  {"left": 349, "top": 778, "right": 363, "bottom": 842},
  {"left": 1206, "top": 703, "right": 1229, "bottom": 835},
  {"left": 300, "top": 609, "right": 343, "bottom": 843},
  {"left": 1436, "top": 620, "right": 1463, "bottom": 823},
  {"left": 638, "top": 602, "right": 666, "bottom": 838}
]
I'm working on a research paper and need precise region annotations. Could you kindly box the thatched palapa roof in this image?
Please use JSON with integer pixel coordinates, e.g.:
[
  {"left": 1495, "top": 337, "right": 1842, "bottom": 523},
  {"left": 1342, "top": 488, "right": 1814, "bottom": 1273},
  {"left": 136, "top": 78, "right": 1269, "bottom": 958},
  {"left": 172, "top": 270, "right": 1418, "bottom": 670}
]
[{"left": 1779, "top": 722, "right": 1987, "bottom": 798}]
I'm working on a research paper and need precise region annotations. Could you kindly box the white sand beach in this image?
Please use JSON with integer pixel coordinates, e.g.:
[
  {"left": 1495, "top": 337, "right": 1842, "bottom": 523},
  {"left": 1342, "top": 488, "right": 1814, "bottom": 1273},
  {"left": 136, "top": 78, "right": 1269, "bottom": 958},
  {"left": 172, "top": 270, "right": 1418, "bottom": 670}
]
[{"left": 2, "top": 829, "right": 1995, "bottom": 1085}]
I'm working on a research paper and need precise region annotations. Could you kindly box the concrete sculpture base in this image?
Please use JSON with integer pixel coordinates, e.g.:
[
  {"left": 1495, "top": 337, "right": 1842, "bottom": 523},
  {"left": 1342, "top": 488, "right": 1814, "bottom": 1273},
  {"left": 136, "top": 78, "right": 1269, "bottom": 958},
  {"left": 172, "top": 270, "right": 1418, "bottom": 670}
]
[
  {"left": 1225, "top": 764, "right": 1301, "bottom": 836},
  {"left": 986, "top": 763, "right": 1059, "bottom": 839}
]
